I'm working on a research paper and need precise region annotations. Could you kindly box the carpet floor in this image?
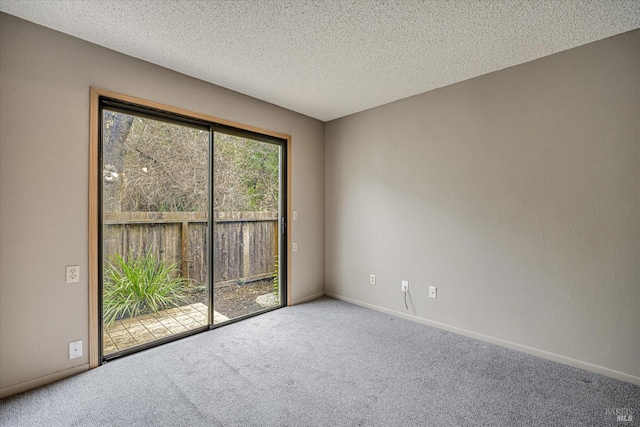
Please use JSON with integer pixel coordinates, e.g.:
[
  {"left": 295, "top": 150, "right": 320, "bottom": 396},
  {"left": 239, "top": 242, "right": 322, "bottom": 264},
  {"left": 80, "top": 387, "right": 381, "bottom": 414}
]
[{"left": 1, "top": 297, "right": 638, "bottom": 426}]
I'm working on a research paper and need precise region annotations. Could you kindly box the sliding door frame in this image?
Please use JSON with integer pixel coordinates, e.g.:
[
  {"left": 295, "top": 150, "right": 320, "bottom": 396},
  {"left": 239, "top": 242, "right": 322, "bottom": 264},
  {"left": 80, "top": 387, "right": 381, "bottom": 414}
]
[{"left": 89, "top": 87, "right": 291, "bottom": 368}]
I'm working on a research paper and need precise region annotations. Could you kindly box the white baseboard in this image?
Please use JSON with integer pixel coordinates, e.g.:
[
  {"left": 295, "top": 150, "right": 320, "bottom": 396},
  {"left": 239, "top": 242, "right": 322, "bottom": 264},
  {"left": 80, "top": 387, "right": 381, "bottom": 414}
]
[
  {"left": 290, "top": 291, "right": 325, "bottom": 306},
  {"left": 325, "top": 292, "right": 640, "bottom": 386},
  {"left": 0, "top": 364, "right": 89, "bottom": 399}
]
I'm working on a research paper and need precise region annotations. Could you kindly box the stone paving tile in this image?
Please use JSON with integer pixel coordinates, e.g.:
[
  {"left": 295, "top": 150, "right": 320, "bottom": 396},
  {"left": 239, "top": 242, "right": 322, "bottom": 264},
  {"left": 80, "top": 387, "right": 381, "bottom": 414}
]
[
  {"left": 104, "top": 304, "right": 232, "bottom": 353},
  {"left": 182, "top": 306, "right": 209, "bottom": 316},
  {"left": 119, "top": 318, "right": 140, "bottom": 328},
  {"left": 178, "top": 306, "right": 199, "bottom": 315},
  {"left": 178, "top": 319, "right": 201, "bottom": 329},
  {"left": 166, "top": 325, "right": 189, "bottom": 334},
  {"left": 130, "top": 331, "right": 155, "bottom": 342},
  {"left": 192, "top": 303, "right": 209, "bottom": 314},
  {"left": 146, "top": 326, "right": 171, "bottom": 338},
  {"left": 108, "top": 330, "right": 133, "bottom": 340},
  {"left": 140, "top": 325, "right": 163, "bottom": 334},
  {"left": 174, "top": 317, "right": 195, "bottom": 327},
  {"left": 158, "top": 318, "right": 181, "bottom": 328},
  {"left": 184, "top": 317, "right": 201, "bottom": 325},
  {"left": 138, "top": 319, "right": 163, "bottom": 329},
  {"left": 189, "top": 309, "right": 207, "bottom": 317},
  {"left": 172, "top": 317, "right": 189, "bottom": 325},
  {"left": 104, "top": 344, "right": 118, "bottom": 353},
  {"left": 103, "top": 334, "right": 118, "bottom": 353},
  {"left": 190, "top": 316, "right": 207, "bottom": 325},
  {"left": 108, "top": 321, "right": 126, "bottom": 330},
  {"left": 213, "top": 313, "right": 230, "bottom": 324},
  {"left": 117, "top": 340, "right": 137, "bottom": 349}
]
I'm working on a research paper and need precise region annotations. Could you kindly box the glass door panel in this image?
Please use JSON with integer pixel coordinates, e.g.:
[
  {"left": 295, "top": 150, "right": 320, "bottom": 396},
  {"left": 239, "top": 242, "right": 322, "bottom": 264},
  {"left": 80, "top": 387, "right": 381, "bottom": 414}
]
[
  {"left": 101, "top": 108, "right": 210, "bottom": 356},
  {"left": 212, "top": 131, "right": 284, "bottom": 323}
]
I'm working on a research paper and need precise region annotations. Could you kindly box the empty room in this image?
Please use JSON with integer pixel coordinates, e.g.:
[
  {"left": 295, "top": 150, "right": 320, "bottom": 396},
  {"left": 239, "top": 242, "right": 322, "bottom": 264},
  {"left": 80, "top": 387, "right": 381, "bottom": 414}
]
[{"left": 1, "top": 1, "right": 639, "bottom": 425}]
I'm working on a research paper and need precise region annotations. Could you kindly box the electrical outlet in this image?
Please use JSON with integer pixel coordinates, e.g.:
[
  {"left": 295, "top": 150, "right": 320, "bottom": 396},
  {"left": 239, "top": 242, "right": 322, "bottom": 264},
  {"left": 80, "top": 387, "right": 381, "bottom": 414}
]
[
  {"left": 370, "top": 274, "right": 376, "bottom": 285},
  {"left": 402, "top": 280, "right": 409, "bottom": 292},
  {"left": 66, "top": 265, "right": 80, "bottom": 283},
  {"left": 292, "top": 242, "right": 298, "bottom": 252},
  {"left": 69, "top": 340, "right": 82, "bottom": 359},
  {"left": 293, "top": 210, "right": 298, "bottom": 221},
  {"left": 429, "top": 286, "right": 437, "bottom": 299}
]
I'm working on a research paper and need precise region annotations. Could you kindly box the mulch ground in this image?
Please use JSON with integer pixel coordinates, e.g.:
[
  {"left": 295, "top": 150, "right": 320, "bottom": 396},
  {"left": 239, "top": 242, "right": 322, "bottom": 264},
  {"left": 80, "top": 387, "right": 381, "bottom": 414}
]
[{"left": 188, "top": 279, "right": 276, "bottom": 319}]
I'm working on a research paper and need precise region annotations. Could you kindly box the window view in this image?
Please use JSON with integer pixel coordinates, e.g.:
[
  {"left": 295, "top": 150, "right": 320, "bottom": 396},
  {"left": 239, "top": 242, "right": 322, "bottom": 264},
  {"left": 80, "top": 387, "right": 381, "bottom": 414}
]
[
  {"left": 100, "top": 103, "right": 286, "bottom": 358},
  {"left": 101, "top": 110, "right": 211, "bottom": 355},
  {"left": 213, "top": 132, "right": 283, "bottom": 322}
]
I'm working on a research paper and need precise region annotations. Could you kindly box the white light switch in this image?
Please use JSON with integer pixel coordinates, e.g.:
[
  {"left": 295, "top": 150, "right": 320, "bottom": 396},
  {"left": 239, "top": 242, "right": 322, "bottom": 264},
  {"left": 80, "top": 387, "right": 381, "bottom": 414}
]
[
  {"left": 293, "top": 210, "right": 298, "bottom": 221},
  {"left": 429, "top": 286, "right": 437, "bottom": 299}
]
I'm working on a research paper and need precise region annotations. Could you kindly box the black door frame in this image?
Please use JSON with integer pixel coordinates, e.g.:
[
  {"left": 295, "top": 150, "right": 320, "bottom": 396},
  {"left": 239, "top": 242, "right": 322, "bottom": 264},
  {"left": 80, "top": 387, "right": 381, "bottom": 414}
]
[{"left": 95, "top": 94, "right": 288, "bottom": 364}]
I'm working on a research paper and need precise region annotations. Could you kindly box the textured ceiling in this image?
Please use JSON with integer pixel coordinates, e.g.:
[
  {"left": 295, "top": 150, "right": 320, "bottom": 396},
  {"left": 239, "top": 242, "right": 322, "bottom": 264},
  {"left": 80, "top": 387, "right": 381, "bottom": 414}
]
[{"left": 1, "top": 1, "right": 640, "bottom": 121}]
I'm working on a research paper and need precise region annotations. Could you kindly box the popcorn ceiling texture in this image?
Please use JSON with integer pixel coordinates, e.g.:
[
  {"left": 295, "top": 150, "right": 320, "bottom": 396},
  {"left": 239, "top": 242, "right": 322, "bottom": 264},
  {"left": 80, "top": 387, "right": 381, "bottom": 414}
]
[{"left": 1, "top": 0, "right": 639, "bottom": 121}]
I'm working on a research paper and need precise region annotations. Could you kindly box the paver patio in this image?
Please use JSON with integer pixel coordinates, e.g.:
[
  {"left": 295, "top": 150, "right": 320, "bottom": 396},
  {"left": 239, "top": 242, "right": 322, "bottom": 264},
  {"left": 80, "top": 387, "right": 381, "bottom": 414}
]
[{"left": 103, "top": 303, "right": 229, "bottom": 353}]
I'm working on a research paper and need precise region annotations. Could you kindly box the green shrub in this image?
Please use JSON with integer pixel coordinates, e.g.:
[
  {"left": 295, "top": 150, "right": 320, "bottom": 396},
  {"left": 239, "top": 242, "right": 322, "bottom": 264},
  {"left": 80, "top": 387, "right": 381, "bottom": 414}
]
[{"left": 103, "top": 251, "right": 191, "bottom": 328}]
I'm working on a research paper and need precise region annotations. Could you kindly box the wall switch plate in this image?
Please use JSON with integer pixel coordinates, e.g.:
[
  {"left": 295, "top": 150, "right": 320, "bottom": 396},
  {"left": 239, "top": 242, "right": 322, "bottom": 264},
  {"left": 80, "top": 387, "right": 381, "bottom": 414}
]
[
  {"left": 370, "top": 274, "right": 376, "bottom": 285},
  {"left": 292, "top": 242, "right": 298, "bottom": 252},
  {"left": 429, "top": 286, "right": 437, "bottom": 299},
  {"left": 69, "top": 340, "right": 82, "bottom": 359},
  {"left": 402, "top": 280, "right": 409, "bottom": 292},
  {"left": 66, "top": 265, "right": 80, "bottom": 283},
  {"left": 293, "top": 210, "right": 298, "bottom": 221}
]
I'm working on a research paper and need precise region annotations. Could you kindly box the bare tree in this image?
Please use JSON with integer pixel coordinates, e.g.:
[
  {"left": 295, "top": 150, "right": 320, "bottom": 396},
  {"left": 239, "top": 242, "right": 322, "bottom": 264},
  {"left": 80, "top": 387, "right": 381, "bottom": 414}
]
[
  {"left": 121, "top": 118, "right": 209, "bottom": 212},
  {"left": 102, "top": 111, "right": 134, "bottom": 212},
  {"left": 105, "top": 113, "right": 280, "bottom": 214}
]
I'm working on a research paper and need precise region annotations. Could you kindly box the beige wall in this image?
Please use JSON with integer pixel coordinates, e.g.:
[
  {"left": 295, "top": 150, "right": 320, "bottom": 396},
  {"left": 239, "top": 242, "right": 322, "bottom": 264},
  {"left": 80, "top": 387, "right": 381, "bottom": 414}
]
[
  {"left": 0, "top": 13, "right": 324, "bottom": 395},
  {"left": 326, "top": 30, "right": 640, "bottom": 384}
]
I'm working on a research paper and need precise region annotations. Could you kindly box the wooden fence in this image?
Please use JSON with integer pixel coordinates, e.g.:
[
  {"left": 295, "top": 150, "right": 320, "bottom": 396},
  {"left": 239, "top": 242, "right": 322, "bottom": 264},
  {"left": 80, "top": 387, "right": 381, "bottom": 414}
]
[{"left": 103, "top": 211, "right": 278, "bottom": 288}]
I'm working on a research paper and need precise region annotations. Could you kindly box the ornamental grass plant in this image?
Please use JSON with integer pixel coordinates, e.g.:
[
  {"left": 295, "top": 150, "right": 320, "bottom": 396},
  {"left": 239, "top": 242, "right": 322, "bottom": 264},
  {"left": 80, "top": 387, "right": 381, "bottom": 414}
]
[{"left": 103, "top": 251, "right": 191, "bottom": 328}]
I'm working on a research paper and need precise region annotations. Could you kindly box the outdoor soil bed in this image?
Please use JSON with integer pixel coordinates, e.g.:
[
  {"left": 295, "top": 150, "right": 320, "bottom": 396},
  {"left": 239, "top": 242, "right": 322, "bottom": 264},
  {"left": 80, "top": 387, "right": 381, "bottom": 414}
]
[{"left": 188, "top": 279, "right": 277, "bottom": 319}]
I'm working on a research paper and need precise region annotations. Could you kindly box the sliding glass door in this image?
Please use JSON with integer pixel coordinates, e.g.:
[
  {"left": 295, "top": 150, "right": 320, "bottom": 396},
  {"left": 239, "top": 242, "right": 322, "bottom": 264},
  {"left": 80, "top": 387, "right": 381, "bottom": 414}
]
[{"left": 98, "top": 98, "right": 286, "bottom": 360}]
